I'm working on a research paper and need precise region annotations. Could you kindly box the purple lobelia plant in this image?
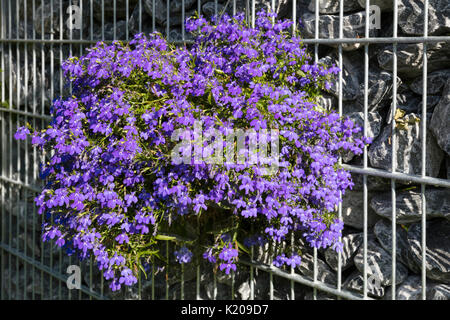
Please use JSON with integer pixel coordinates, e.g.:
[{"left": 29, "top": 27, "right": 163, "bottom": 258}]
[{"left": 15, "top": 10, "right": 370, "bottom": 291}]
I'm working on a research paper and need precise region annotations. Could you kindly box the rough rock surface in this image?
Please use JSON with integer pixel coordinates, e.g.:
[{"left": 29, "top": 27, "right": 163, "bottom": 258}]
[
  {"left": 342, "top": 191, "right": 380, "bottom": 230},
  {"left": 301, "top": 11, "right": 378, "bottom": 51},
  {"left": 398, "top": 0, "right": 450, "bottom": 36},
  {"left": 368, "top": 114, "right": 444, "bottom": 177},
  {"left": 354, "top": 239, "right": 409, "bottom": 286},
  {"left": 430, "top": 80, "right": 450, "bottom": 155},
  {"left": 325, "top": 233, "right": 363, "bottom": 271},
  {"left": 406, "top": 219, "right": 450, "bottom": 284},
  {"left": 370, "top": 188, "right": 450, "bottom": 224},
  {"left": 373, "top": 219, "right": 410, "bottom": 264}
]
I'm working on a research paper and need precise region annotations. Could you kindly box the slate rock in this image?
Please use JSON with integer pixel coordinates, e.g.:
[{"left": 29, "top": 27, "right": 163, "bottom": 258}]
[
  {"left": 357, "top": 0, "right": 393, "bottom": 11},
  {"left": 354, "top": 239, "right": 409, "bottom": 286},
  {"left": 92, "top": 0, "right": 139, "bottom": 22},
  {"left": 301, "top": 11, "right": 378, "bottom": 51},
  {"left": 373, "top": 219, "right": 410, "bottom": 264},
  {"left": 410, "top": 69, "right": 450, "bottom": 96},
  {"left": 398, "top": 0, "right": 450, "bottom": 36},
  {"left": 430, "top": 79, "right": 450, "bottom": 155},
  {"left": 92, "top": 20, "right": 127, "bottom": 40},
  {"left": 342, "top": 190, "right": 380, "bottom": 230},
  {"left": 319, "top": 51, "right": 364, "bottom": 100},
  {"left": 428, "top": 283, "right": 450, "bottom": 300},
  {"left": 356, "top": 69, "right": 398, "bottom": 112},
  {"left": 325, "top": 233, "right": 363, "bottom": 271},
  {"left": 368, "top": 114, "right": 444, "bottom": 177},
  {"left": 308, "top": 0, "right": 361, "bottom": 14},
  {"left": 384, "top": 275, "right": 423, "bottom": 300},
  {"left": 342, "top": 111, "right": 382, "bottom": 162},
  {"left": 34, "top": 0, "right": 91, "bottom": 39},
  {"left": 297, "top": 253, "right": 337, "bottom": 285},
  {"left": 406, "top": 219, "right": 450, "bottom": 284},
  {"left": 142, "top": 0, "right": 197, "bottom": 26},
  {"left": 343, "top": 270, "right": 385, "bottom": 298},
  {"left": 378, "top": 42, "right": 450, "bottom": 79},
  {"left": 371, "top": 188, "right": 450, "bottom": 224}
]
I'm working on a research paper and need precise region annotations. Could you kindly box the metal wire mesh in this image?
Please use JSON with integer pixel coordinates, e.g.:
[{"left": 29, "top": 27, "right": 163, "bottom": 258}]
[{"left": 0, "top": 0, "right": 449, "bottom": 300}]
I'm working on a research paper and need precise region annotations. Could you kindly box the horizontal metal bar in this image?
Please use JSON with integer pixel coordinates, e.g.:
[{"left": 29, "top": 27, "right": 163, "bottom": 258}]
[
  {"left": 342, "top": 164, "right": 450, "bottom": 188},
  {"left": 1, "top": 36, "right": 450, "bottom": 45},
  {"left": 0, "top": 243, "right": 107, "bottom": 300},
  {"left": 0, "top": 107, "right": 52, "bottom": 121},
  {"left": 0, "top": 175, "right": 42, "bottom": 193},
  {"left": 239, "top": 258, "right": 372, "bottom": 300}
]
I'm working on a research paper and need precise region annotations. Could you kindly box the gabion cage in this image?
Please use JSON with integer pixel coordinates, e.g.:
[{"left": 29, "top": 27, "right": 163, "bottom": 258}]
[{"left": 1, "top": 0, "right": 450, "bottom": 300}]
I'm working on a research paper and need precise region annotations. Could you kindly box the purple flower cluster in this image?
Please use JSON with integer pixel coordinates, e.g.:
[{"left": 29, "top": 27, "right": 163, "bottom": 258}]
[
  {"left": 15, "top": 11, "right": 370, "bottom": 290},
  {"left": 174, "top": 246, "right": 193, "bottom": 264}
]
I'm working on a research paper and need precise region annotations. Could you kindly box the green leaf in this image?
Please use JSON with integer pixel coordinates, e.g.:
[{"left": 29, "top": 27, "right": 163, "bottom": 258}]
[{"left": 236, "top": 240, "right": 250, "bottom": 255}]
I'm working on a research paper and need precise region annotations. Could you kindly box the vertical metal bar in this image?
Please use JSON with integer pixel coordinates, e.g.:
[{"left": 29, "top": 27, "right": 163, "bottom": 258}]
[
  {"left": 59, "top": 0, "right": 64, "bottom": 299},
  {"left": 363, "top": 0, "right": 370, "bottom": 300},
  {"left": 113, "top": 0, "right": 117, "bottom": 40},
  {"left": 101, "top": 0, "right": 105, "bottom": 40},
  {"left": 181, "top": 259, "right": 185, "bottom": 299},
  {"left": 0, "top": 0, "right": 5, "bottom": 301},
  {"left": 49, "top": 0, "right": 54, "bottom": 300},
  {"left": 182, "top": 0, "right": 185, "bottom": 42},
  {"left": 421, "top": 0, "right": 429, "bottom": 301},
  {"left": 152, "top": 0, "right": 155, "bottom": 33},
  {"left": 79, "top": 0, "right": 84, "bottom": 300},
  {"left": 337, "top": 0, "right": 344, "bottom": 299},
  {"left": 166, "top": 0, "right": 170, "bottom": 41},
  {"left": 126, "top": 0, "right": 129, "bottom": 41},
  {"left": 313, "top": 0, "right": 319, "bottom": 301},
  {"left": 251, "top": 0, "right": 255, "bottom": 28},
  {"left": 139, "top": 0, "right": 142, "bottom": 33},
  {"left": 15, "top": 0, "right": 21, "bottom": 300},
  {"left": 232, "top": 0, "right": 236, "bottom": 16},
  {"left": 166, "top": 242, "right": 169, "bottom": 300},
  {"left": 391, "top": 0, "right": 399, "bottom": 301},
  {"left": 31, "top": 0, "right": 37, "bottom": 300}
]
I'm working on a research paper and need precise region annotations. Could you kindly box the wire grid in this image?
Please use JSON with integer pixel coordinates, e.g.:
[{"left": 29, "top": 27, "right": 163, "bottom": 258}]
[{"left": 1, "top": 0, "right": 449, "bottom": 300}]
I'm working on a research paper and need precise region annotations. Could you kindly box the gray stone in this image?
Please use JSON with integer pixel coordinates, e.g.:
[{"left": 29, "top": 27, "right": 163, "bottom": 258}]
[
  {"left": 378, "top": 42, "right": 450, "bottom": 79},
  {"left": 202, "top": 2, "right": 226, "bottom": 18},
  {"left": 388, "top": 91, "right": 441, "bottom": 116},
  {"left": 430, "top": 79, "right": 450, "bottom": 155},
  {"left": 357, "top": 0, "right": 393, "bottom": 11},
  {"left": 93, "top": 20, "right": 127, "bottom": 40},
  {"left": 34, "top": 0, "right": 91, "bottom": 39},
  {"left": 368, "top": 114, "right": 444, "bottom": 177},
  {"left": 354, "top": 239, "right": 409, "bottom": 286},
  {"left": 142, "top": 0, "right": 197, "bottom": 26},
  {"left": 317, "top": 94, "right": 336, "bottom": 111},
  {"left": 297, "top": 253, "right": 337, "bottom": 285},
  {"left": 319, "top": 51, "right": 363, "bottom": 100},
  {"left": 371, "top": 188, "right": 450, "bottom": 224},
  {"left": 410, "top": 69, "right": 450, "bottom": 96},
  {"left": 343, "top": 270, "right": 385, "bottom": 298},
  {"left": 325, "top": 233, "right": 363, "bottom": 271},
  {"left": 406, "top": 219, "right": 450, "bottom": 284},
  {"left": 301, "top": 11, "right": 378, "bottom": 51},
  {"left": 92, "top": 0, "right": 139, "bottom": 22},
  {"left": 373, "top": 219, "right": 410, "bottom": 264},
  {"left": 428, "top": 283, "right": 450, "bottom": 300},
  {"left": 128, "top": 4, "right": 155, "bottom": 35},
  {"left": 342, "top": 111, "right": 382, "bottom": 162},
  {"left": 308, "top": 0, "right": 361, "bottom": 14},
  {"left": 398, "top": 0, "right": 450, "bottom": 36},
  {"left": 342, "top": 190, "right": 380, "bottom": 230},
  {"left": 356, "top": 69, "right": 399, "bottom": 112},
  {"left": 384, "top": 275, "right": 422, "bottom": 300}
]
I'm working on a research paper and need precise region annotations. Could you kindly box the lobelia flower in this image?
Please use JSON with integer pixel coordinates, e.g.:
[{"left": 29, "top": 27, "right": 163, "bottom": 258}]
[{"left": 13, "top": 10, "right": 370, "bottom": 290}]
